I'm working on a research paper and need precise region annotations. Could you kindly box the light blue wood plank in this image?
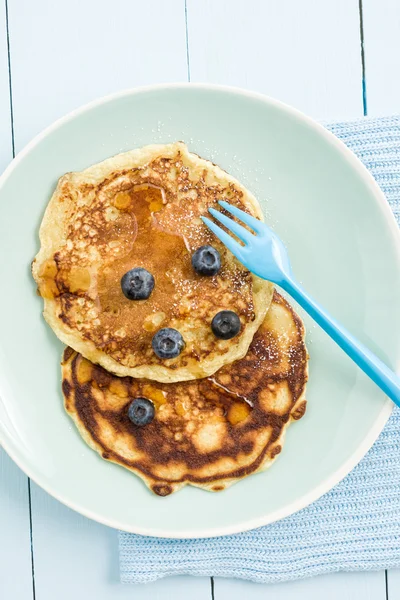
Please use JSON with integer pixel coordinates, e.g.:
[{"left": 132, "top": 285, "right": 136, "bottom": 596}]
[
  {"left": 387, "top": 570, "right": 400, "bottom": 599},
  {"left": 30, "top": 482, "right": 211, "bottom": 600},
  {"left": 0, "top": 4, "right": 33, "bottom": 600},
  {"left": 214, "top": 572, "right": 386, "bottom": 600},
  {"left": 186, "top": 0, "right": 363, "bottom": 120},
  {"left": 363, "top": 0, "right": 400, "bottom": 116},
  {"left": 8, "top": 0, "right": 188, "bottom": 150},
  {"left": 0, "top": 450, "right": 33, "bottom": 600},
  {"left": 0, "top": 0, "right": 12, "bottom": 171}
]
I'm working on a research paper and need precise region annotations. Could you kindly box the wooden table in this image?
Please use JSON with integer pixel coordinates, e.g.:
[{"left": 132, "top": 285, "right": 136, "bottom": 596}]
[{"left": 1, "top": 1, "right": 399, "bottom": 598}]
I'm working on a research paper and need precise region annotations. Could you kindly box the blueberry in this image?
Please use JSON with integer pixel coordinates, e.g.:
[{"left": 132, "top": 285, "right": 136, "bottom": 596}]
[
  {"left": 211, "top": 310, "right": 241, "bottom": 340},
  {"left": 152, "top": 328, "right": 185, "bottom": 359},
  {"left": 121, "top": 267, "right": 154, "bottom": 300},
  {"left": 128, "top": 398, "right": 155, "bottom": 426},
  {"left": 192, "top": 245, "right": 221, "bottom": 276}
]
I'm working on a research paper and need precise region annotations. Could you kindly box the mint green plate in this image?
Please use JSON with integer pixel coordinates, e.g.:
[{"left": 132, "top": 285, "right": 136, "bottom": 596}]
[{"left": 0, "top": 84, "right": 399, "bottom": 538}]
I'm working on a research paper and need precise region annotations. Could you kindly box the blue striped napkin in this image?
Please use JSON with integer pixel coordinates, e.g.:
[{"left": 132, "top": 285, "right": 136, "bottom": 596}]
[{"left": 119, "top": 116, "right": 400, "bottom": 584}]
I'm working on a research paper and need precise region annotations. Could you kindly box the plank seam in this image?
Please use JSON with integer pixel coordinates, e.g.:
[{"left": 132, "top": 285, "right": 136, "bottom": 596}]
[
  {"left": 358, "top": 0, "right": 368, "bottom": 115},
  {"left": 27, "top": 480, "right": 36, "bottom": 600},
  {"left": 184, "top": 0, "right": 191, "bottom": 82},
  {"left": 5, "top": 2, "right": 36, "bottom": 596},
  {"left": 4, "top": 0, "right": 14, "bottom": 156}
]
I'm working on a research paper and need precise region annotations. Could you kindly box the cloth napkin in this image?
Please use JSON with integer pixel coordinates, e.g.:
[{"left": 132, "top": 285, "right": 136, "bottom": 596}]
[{"left": 119, "top": 116, "right": 400, "bottom": 584}]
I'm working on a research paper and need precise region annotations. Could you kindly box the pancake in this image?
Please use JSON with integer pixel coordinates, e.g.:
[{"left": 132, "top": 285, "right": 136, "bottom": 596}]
[
  {"left": 32, "top": 142, "right": 274, "bottom": 383},
  {"left": 62, "top": 292, "right": 308, "bottom": 495}
]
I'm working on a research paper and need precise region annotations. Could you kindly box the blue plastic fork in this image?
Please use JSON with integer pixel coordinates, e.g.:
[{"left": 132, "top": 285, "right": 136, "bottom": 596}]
[{"left": 202, "top": 200, "right": 400, "bottom": 407}]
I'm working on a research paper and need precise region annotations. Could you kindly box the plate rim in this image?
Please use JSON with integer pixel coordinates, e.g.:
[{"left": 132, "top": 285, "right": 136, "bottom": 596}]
[{"left": 0, "top": 82, "right": 398, "bottom": 538}]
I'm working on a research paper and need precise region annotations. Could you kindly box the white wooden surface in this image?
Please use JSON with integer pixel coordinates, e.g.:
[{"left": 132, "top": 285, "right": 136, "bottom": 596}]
[
  {"left": 388, "top": 572, "right": 400, "bottom": 600},
  {"left": 29, "top": 482, "right": 210, "bottom": 600},
  {"left": 214, "top": 572, "right": 386, "bottom": 600},
  {"left": 7, "top": 0, "right": 187, "bottom": 149},
  {"left": 187, "top": 0, "right": 364, "bottom": 120},
  {"left": 1, "top": 0, "right": 400, "bottom": 598},
  {"left": 0, "top": 451, "right": 33, "bottom": 600},
  {"left": 0, "top": 2, "right": 34, "bottom": 599},
  {"left": 0, "top": 0, "right": 12, "bottom": 169},
  {"left": 363, "top": 0, "right": 400, "bottom": 115}
]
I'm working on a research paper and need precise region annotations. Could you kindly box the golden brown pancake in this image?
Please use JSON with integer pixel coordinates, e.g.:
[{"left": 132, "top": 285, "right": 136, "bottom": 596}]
[
  {"left": 32, "top": 142, "right": 274, "bottom": 383},
  {"left": 62, "top": 292, "right": 308, "bottom": 495}
]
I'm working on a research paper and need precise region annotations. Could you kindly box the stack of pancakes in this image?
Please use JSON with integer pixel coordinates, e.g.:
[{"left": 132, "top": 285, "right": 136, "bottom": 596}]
[{"left": 32, "top": 143, "right": 308, "bottom": 496}]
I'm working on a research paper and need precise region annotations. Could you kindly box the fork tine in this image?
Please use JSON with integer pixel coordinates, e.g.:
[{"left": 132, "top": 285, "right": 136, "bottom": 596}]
[
  {"left": 208, "top": 207, "right": 254, "bottom": 245},
  {"left": 201, "top": 217, "right": 246, "bottom": 260},
  {"left": 218, "top": 200, "right": 264, "bottom": 234}
]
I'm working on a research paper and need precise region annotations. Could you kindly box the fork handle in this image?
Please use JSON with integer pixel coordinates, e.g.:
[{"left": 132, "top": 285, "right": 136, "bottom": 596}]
[{"left": 282, "top": 278, "right": 400, "bottom": 407}]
